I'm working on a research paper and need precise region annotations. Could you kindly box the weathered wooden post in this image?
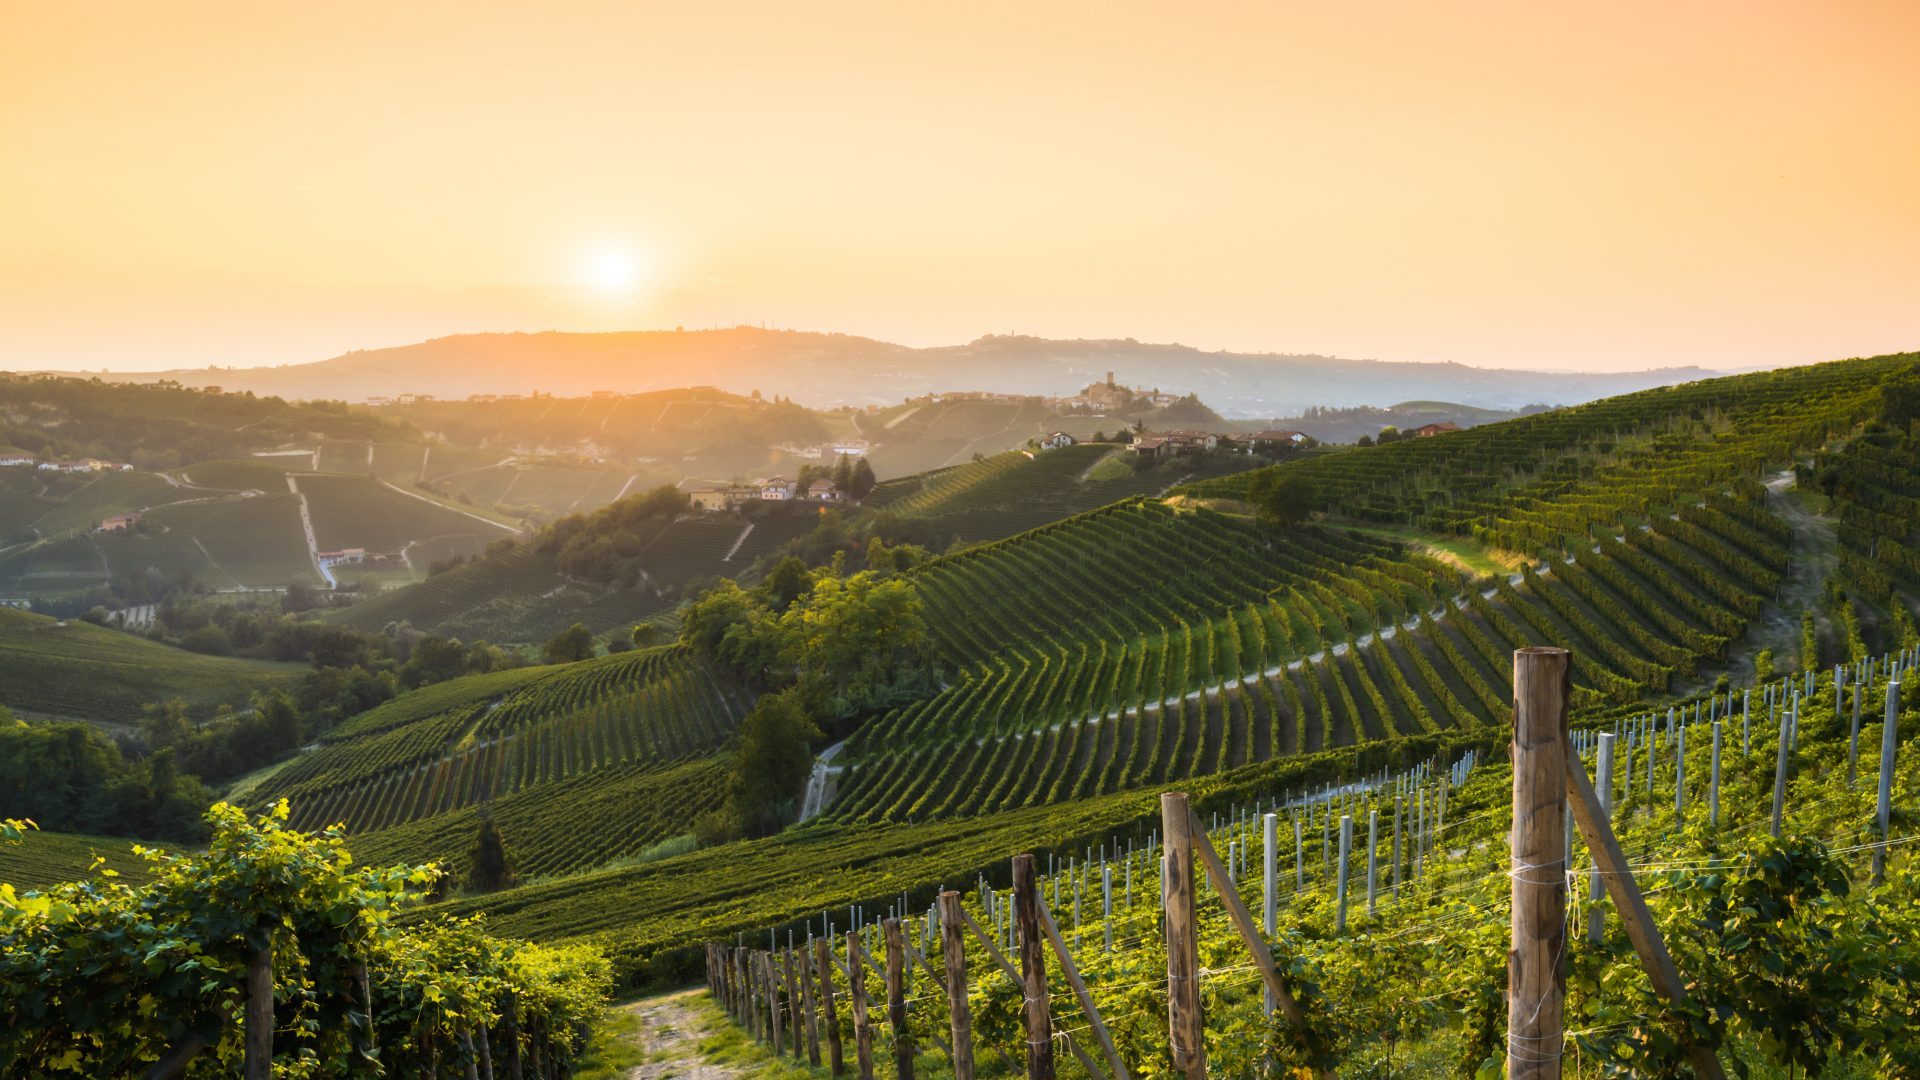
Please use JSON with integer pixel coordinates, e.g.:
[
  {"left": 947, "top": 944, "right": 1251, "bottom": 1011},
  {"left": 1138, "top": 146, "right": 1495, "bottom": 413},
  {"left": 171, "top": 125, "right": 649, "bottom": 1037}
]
[
  {"left": 766, "top": 952, "right": 784, "bottom": 1051},
  {"left": 1875, "top": 677, "right": 1901, "bottom": 884},
  {"left": 785, "top": 947, "right": 804, "bottom": 1059},
  {"left": 1510, "top": 647, "right": 1569, "bottom": 1080},
  {"left": 937, "top": 892, "right": 975, "bottom": 1080},
  {"left": 847, "top": 931, "right": 876, "bottom": 1080},
  {"left": 245, "top": 930, "right": 273, "bottom": 1080},
  {"left": 1590, "top": 732, "right": 1614, "bottom": 945},
  {"left": 883, "top": 918, "right": 912, "bottom": 1080},
  {"left": 801, "top": 940, "right": 821, "bottom": 1067},
  {"left": 1011, "top": 854, "right": 1054, "bottom": 1080},
  {"left": 1161, "top": 793, "right": 1206, "bottom": 1079},
  {"left": 816, "top": 937, "right": 845, "bottom": 1077}
]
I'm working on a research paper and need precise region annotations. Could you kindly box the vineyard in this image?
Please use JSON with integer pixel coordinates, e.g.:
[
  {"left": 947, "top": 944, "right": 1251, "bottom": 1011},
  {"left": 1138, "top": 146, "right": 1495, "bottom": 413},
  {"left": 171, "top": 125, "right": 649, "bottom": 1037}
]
[
  {"left": 383, "top": 352, "right": 1920, "bottom": 1003},
  {"left": 246, "top": 644, "right": 753, "bottom": 874},
  {"left": 0, "top": 607, "right": 301, "bottom": 723},
  {"left": 707, "top": 646, "right": 1920, "bottom": 1078}
]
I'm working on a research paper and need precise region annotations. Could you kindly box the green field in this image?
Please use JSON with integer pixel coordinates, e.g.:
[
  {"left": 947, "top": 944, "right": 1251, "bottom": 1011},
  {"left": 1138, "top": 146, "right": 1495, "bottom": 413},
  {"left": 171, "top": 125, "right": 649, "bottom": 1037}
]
[
  {"left": 293, "top": 473, "right": 515, "bottom": 553},
  {"left": 0, "top": 608, "right": 303, "bottom": 722}
]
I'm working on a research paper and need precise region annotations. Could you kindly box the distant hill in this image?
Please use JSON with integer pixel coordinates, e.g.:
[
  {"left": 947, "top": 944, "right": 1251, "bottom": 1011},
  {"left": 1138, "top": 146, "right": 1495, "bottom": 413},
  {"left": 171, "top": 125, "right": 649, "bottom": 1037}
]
[{"left": 65, "top": 328, "right": 1719, "bottom": 416}]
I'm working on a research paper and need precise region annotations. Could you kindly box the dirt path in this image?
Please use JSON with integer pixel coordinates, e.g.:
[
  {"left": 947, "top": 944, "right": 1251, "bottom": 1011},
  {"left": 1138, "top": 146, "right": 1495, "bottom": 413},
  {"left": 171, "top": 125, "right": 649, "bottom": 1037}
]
[{"left": 623, "top": 990, "right": 742, "bottom": 1079}]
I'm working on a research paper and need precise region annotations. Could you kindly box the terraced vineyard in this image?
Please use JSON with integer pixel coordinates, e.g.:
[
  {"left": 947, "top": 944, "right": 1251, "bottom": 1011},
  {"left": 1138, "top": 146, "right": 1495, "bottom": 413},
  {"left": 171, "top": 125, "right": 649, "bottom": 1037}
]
[
  {"left": 244, "top": 644, "right": 753, "bottom": 874},
  {"left": 818, "top": 355, "right": 1914, "bottom": 825}
]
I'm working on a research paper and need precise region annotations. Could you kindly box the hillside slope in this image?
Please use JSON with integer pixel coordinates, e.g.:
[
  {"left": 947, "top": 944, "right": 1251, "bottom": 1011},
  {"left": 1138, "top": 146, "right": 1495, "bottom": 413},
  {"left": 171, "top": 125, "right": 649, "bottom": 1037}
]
[{"left": 0, "top": 608, "right": 303, "bottom": 722}]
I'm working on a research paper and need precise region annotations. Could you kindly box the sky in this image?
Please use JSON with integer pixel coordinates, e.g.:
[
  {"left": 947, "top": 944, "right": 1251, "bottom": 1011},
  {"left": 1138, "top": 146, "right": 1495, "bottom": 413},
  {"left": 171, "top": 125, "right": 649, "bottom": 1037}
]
[{"left": 2, "top": 1, "right": 1917, "bottom": 374}]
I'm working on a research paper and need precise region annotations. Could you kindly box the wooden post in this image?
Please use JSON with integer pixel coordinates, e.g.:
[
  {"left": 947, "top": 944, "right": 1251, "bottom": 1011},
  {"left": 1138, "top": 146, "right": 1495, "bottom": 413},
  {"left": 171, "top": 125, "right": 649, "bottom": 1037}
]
[
  {"left": 937, "top": 893, "right": 975, "bottom": 1080},
  {"left": 799, "top": 944, "right": 820, "bottom": 1065},
  {"left": 883, "top": 918, "right": 913, "bottom": 1080},
  {"left": 1565, "top": 729, "right": 1728, "bottom": 1080},
  {"left": 817, "top": 937, "right": 845, "bottom": 1077},
  {"left": 1771, "top": 693, "right": 1792, "bottom": 838},
  {"left": 785, "top": 947, "right": 804, "bottom": 1059},
  {"left": 1011, "top": 854, "right": 1056, "bottom": 1080},
  {"left": 847, "top": 932, "right": 876, "bottom": 1080},
  {"left": 1160, "top": 794, "right": 1206, "bottom": 1080},
  {"left": 1590, "top": 732, "right": 1614, "bottom": 945},
  {"left": 245, "top": 932, "right": 273, "bottom": 1080},
  {"left": 1102, "top": 863, "right": 1114, "bottom": 953},
  {"left": 1875, "top": 677, "right": 1901, "bottom": 883},
  {"left": 960, "top": 905, "right": 1102, "bottom": 1080},
  {"left": 766, "top": 952, "right": 784, "bottom": 1051},
  {"left": 1510, "top": 647, "right": 1569, "bottom": 1080}
]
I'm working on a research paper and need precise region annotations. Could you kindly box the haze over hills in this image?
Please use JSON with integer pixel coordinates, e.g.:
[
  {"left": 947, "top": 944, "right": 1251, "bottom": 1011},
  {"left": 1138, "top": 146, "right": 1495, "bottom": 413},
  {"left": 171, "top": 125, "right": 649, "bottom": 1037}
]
[{"left": 63, "top": 328, "right": 1720, "bottom": 416}]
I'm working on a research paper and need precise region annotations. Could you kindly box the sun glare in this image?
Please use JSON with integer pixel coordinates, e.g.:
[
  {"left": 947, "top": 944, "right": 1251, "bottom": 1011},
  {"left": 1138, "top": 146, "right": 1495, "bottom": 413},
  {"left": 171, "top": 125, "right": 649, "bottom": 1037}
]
[{"left": 586, "top": 249, "right": 640, "bottom": 294}]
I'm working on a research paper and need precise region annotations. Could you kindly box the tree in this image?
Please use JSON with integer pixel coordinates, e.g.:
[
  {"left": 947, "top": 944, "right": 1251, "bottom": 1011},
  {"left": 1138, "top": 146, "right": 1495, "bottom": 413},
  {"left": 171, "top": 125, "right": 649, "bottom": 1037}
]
[
  {"left": 724, "top": 690, "right": 822, "bottom": 837},
  {"left": 1245, "top": 469, "right": 1319, "bottom": 528},
  {"left": 850, "top": 458, "right": 877, "bottom": 499},
  {"left": 1356, "top": 435, "right": 1374, "bottom": 447},
  {"left": 831, "top": 454, "right": 854, "bottom": 492},
  {"left": 465, "top": 813, "right": 517, "bottom": 892},
  {"left": 759, "top": 556, "right": 815, "bottom": 613},
  {"left": 1376, "top": 425, "right": 1401, "bottom": 444},
  {"left": 543, "top": 622, "right": 595, "bottom": 665},
  {"left": 604, "top": 626, "right": 635, "bottom": 653}
]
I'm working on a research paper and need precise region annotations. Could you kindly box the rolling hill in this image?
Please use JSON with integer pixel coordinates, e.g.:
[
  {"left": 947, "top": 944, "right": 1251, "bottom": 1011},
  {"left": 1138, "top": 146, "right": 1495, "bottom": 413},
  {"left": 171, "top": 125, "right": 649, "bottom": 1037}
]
[
  {"left": 0, "top": 607, "right": 303, "bottom": 723},
  {"left": 67, "top": 328, "right": 1718, "bottom": 416},
  {"left": 458, "top": 351, "right": 1918, "bottom": 984}
]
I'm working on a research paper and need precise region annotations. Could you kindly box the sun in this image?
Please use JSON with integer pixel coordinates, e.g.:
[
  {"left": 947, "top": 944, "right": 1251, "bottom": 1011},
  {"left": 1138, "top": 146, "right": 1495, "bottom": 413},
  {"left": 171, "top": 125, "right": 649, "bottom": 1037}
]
[{"left": 585, "top": 249, "right": 641, "bottom": 294}]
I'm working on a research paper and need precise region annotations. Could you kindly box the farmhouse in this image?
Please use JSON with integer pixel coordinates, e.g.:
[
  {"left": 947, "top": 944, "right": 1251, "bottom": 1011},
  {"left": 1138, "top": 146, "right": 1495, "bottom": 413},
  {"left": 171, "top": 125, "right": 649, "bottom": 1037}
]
[
  {"left": 760, "top": 477, "right": 796, "bottom": 501},
  {"left": 803, "top": 479, "right": 843, "bottom": 501},
  {"left": 0, "top": 598, "right": 29, "bottom": 610},
  {"left": 318, "top": 548, "right": 367, "bottom": 564},
  {"left": 1131, "top": 430, "right": 1221, "bottom": 458},
  {"left": 1413, "top": 421, "right": 1462, "bottom": 437},
  {"left": 1247, "top": 429, "right": 1309, "bottom": 453},
  {"left": 687, "top": 486, "right": 754, "bottom": 512},
  {"left": 0, "top": 454, "right": 33, "bottom": 467},
  {"left": 1039, "top": 431, "right": 1077, "bottom": 449},
  {"left": 100, "top": 513, "right": 141, "bottom": 532}
]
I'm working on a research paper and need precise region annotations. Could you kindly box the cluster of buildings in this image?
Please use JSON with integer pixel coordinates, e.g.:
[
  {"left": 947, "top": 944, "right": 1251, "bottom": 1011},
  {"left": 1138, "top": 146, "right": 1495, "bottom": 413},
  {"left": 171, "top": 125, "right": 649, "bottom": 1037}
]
[
  {"left": 318, "top": 548, "right": 367, "bottom": 566},
  {"left": 686, "top": 476, "right": 849, "bottom": 512},
  {"left": 0, "top": 454, "right": 134, "bottom": 472},
  {"left": 1129, "top": 429, "right": 1311, "bottom": 459},
  {"left": 900, "top": 373, "right": 1183, "bottom": 414}
]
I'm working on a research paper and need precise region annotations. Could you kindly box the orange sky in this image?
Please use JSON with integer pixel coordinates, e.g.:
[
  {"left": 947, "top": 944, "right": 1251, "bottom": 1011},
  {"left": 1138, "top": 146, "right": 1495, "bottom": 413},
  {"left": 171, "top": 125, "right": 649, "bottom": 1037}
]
[{"left": 2, "top": 1, "right": 1916, "bottom": 373}]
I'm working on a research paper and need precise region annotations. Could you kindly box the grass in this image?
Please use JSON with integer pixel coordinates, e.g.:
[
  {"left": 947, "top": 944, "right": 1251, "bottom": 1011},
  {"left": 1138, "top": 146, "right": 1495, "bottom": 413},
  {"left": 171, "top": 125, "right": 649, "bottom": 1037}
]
[
  {"left": 572, "top": 1006, "right": 648, "bottom": 1079},
  {"left": 1331, "top": 520, "right": 1526, "bottom": 578}
]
